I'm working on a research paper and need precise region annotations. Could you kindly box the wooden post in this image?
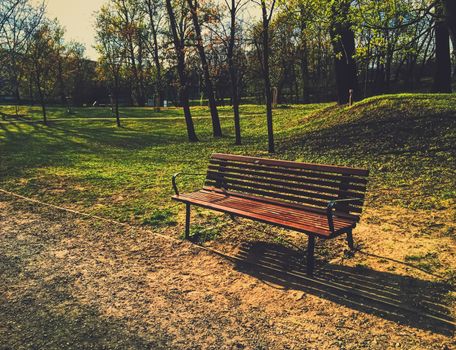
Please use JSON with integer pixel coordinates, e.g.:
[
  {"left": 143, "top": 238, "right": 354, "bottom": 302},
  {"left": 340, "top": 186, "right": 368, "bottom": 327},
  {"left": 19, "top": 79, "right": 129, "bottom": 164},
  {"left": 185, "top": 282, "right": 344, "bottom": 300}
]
[
  {"left": 185, "top": 204, "right": 191, "bottom": 239},
  {"left": 306, "top": 235, "right": 315, "bottom": 275},
  {"left": 348, "top": 89, "right": 354, "bottom": 106}
]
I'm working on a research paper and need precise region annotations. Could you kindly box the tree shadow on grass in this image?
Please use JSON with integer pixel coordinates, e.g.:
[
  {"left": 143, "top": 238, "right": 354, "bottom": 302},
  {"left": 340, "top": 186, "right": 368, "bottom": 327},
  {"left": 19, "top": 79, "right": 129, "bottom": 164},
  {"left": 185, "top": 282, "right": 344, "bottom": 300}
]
[
  {"left": 230, "top": 241, "right": 454, "bottom": 336},
  {"left": 0, "top": 119, "right": 202, "bottom": 184}
]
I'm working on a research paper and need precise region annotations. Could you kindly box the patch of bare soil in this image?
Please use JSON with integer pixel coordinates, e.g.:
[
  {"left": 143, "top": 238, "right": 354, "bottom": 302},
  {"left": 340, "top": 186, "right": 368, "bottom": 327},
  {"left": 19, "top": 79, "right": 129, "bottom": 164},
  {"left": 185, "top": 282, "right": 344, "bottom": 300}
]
[{"left": 0, "top": 193, "right": 454, "bottom": 349}]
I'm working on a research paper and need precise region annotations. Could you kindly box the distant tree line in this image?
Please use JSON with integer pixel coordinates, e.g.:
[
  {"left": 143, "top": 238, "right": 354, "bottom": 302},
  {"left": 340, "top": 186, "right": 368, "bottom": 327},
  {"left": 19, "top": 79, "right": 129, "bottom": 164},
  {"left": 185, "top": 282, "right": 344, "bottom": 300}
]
[{"left": 1, "top": 0, "right": 455, "bottom": 148}]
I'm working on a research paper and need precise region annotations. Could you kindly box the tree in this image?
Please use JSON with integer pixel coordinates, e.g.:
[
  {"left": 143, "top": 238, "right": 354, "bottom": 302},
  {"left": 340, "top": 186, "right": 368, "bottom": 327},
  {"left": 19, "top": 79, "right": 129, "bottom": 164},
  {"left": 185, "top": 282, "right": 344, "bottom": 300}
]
[
  {"left": 165, "top": 0, "right": 198, "bottom": 142},
  {"left": 100, "top": 0, "right": 147, "bottom": 107},
  {"left": 443, "top": 0, "right": 456, "bottom": 53},
  {"left": 0, "top": 0, "right": 22, "bottom": 34},
  {"left": 28, "top": 20, "right": 60, "bottom": 125},
  {"left": 329, "top": 0, "right": 357, "bottom": 104},
  {"left": 205, "top": 0, "right": 247, "bottom": 144},
  {"left": 261, "top": 0, "right": 276, "bottom": 153},
  {"left": 298, "top": 3, "right": 310, "bottom": 103},
  {"left": 144, "top": 0, "right": 164, "bottom": 110},
  {"left": 254, "top": 0, "right": 277, "bottom": 153},
  {"left": 434, "top": 1, "right": 452, "bottom": 92},
  {"left": 0, "top": 0, "right": 44, "bottom": 114},
  {"left": 187, "top": 0, "right": 223, "bottom": 138},
  {"left": 225, "top": 0, "right": 247, "bottom": 144},
  {"left": 95, "top": 5, "right": 126, "bottom": 127},
  {"left": 65, "top": 42, "right": 94, "bottom": 107}
]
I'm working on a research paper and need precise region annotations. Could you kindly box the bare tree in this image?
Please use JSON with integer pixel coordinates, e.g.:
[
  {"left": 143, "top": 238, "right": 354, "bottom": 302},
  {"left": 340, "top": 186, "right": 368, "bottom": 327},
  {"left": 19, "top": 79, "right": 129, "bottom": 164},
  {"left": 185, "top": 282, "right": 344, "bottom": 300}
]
[
  {"left": 226, "top": 0, "right": 247, "bottom": 144},
  {"left": 0, "top": 0, "right": 21, "bottom": 34},
  {"left": 0, "top": 0, "right": 44, "bottom": 114},
  {"left": 144, "top": 0, "right": 164, "bottom": 111},
  {"left": 95, "top": 5, "right": 126, "bottom": 127},
  {"left": 187, "top": 0, "right": 222, "bottom": 137},
  {"left": 165, "top": 0, "right": 198, "bottom": 142},
  {"left": 28, "top": 21, "right": 60, "bottom": 125},
  {"left": 255, "top": 0, "right": 276, "bottom": 153}
]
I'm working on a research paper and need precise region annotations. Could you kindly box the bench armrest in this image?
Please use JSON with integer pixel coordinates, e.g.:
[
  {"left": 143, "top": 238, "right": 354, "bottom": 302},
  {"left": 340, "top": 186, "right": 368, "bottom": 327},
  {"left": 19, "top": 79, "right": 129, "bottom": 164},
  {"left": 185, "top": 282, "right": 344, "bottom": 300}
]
[
  {"left": 326, "top": 198, "right": 363, "bottom": 233},
  {"left": 172, "top": 172, "right": 207, "bottom": 196}
]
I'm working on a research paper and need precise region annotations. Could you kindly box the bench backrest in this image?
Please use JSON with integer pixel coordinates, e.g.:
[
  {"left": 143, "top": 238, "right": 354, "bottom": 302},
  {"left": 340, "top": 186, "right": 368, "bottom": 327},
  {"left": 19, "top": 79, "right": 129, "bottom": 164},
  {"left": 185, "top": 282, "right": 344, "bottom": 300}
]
[{"left": 204, "top": 153, "right": 369, "bottom": 221}]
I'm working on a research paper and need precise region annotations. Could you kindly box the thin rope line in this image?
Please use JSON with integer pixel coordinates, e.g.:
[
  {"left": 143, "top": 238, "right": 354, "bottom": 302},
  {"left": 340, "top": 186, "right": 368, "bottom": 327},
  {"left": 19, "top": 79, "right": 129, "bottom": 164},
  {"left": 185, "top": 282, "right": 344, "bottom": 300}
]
[{"left": 0, "top": 188, "right": 175, "bottom": 242}]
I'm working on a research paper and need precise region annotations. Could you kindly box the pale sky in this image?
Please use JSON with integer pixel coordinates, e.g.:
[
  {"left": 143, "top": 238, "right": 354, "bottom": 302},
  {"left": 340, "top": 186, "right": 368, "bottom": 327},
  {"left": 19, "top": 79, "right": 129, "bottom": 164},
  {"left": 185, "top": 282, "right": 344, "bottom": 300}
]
[
  {"left": 42, "top": 0, "right": 106, "bottom": 60},
  {"left": 40, "top": 0, "right": 259, "bottom": 61}
]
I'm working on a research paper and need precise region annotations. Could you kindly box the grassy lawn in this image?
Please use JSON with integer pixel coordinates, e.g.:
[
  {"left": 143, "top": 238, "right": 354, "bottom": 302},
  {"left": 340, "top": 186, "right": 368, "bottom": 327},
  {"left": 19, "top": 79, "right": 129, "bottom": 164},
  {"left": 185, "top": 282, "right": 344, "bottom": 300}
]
[
  {"left": 1, "top": 94, "right": 456, "bottom": 347},
  {"left": 1, "top": 95, "right": 454, "bottom": 217},
  {"left": 0, "top": 102, "right": 332, "bottom": 219}
]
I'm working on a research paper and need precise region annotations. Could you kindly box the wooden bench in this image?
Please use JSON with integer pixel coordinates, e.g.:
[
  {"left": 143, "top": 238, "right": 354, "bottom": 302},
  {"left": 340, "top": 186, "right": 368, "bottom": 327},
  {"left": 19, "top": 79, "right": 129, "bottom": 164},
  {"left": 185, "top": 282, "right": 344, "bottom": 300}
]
[{"left": 171, "top": 153, "right": 369, "bottom": 275}]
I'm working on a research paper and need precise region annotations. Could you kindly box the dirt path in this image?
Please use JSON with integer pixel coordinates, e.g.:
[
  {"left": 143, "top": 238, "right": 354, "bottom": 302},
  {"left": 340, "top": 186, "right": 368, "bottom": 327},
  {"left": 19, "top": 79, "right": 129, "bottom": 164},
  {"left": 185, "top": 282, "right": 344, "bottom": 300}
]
[{"left": 0, "top": 193, "right": 454, "bottom": 349}]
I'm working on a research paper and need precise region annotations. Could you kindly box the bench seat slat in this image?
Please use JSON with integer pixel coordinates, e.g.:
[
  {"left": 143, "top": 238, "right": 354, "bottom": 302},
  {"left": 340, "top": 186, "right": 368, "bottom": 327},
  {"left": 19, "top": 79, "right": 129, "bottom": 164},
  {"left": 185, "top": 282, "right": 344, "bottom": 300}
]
[
  {"left": 204, "top": 180, "right": 363, "bottom": 214},
  {"left": 173, "top": 190, "right": 356, "bottom": 237},
  {"left": 203, "top": 186, "right": 361, "bottom": 221}
]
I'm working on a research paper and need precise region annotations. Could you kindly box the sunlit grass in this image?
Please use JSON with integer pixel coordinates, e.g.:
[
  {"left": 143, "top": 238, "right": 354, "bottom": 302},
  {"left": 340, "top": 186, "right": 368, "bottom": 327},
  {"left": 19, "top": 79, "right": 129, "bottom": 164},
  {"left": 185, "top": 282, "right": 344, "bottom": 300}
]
[{"left": 0, "top": 94, "right": 455, "bottom": 224}]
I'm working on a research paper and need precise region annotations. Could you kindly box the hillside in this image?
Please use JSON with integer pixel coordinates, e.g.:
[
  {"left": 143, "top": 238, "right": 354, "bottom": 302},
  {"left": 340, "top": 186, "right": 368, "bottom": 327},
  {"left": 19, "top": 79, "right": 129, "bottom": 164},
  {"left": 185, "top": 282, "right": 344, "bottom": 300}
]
[{"left": 278, "top": 93, "right": 456, "bottom": 211}]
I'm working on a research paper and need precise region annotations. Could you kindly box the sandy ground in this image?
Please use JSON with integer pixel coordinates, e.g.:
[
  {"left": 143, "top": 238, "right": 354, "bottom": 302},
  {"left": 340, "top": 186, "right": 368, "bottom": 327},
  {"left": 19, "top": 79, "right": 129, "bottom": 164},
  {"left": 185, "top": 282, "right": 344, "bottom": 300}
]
[{"left": 0, "top": 192, "right": 455, "bottom": 349}]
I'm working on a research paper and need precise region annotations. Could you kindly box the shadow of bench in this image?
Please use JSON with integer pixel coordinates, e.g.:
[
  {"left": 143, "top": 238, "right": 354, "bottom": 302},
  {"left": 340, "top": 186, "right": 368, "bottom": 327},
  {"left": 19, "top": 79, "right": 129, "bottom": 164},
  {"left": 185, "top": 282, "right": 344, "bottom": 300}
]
[{"left": 230, "top": 241, "right": 454, "bottom": 336}]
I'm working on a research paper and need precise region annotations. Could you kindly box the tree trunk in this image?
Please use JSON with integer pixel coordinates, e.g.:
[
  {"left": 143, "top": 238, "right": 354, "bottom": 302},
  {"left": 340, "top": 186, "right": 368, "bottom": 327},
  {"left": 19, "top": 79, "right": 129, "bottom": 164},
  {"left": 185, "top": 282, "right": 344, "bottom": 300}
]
[
  {"left": 57, "top": 55, "right": 66, "bottom": 104},
  {"left": 434, "top": 6, "right": 452, "bottom": 93},
  {"left": 114, "top": 74, "right": 121, "bottom": 127},
  {"left": 165, "top": 0, "right": 198, "bottom": 142},
  {"left": 41, "top": 103, "right": 47, "bottom": 125},
  {"left": 330, "top": 1, "right": 357, "bottom": 104},
  {"left": 261, "top": 0, "right": 274, "bottom": 153},
  {"left": 35, "top": 71, "right": 47, "bottom": 126},
  {"left": 299, "top": 5, "right": 310, "bottom": 103},
  {"left": 120, "top": 0, "right": 144, "bottom": 107},
  {"left": 443, "top": 0, "right": 456, "bottom": 63},
  {"left": 227, "top": 0, "right": 241, "bottom": 145},
  {"left": 187, "top": 0, "right": 222, "bottom": 137},
  {"left": 145, "top": 0, "right": 163, "bottom": 111}
]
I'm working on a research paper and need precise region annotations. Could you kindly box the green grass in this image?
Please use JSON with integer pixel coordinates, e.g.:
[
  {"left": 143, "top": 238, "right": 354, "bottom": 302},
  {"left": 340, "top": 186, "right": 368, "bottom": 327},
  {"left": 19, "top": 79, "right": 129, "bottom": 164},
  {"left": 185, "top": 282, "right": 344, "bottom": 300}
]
[{"left": 0, "top": 94, "right": 455, "bottom": 226}]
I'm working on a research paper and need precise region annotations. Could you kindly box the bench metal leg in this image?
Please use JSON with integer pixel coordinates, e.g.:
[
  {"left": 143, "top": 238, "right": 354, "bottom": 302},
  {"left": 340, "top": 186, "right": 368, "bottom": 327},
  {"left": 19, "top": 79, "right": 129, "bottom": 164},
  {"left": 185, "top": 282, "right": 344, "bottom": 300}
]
[
  {"left": 185, "top": 204, "right": 191, "bottom": 239},
  {"left": 306, "top": 235, "right": 315, "bottom": 275},
  {"left": 346, "top": 229, "right": 354, "bottom": 250}
]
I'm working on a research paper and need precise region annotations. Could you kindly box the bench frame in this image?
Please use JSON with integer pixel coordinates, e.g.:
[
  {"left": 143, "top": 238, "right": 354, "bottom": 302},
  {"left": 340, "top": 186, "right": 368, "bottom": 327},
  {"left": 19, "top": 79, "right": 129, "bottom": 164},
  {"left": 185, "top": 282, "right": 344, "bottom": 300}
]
[{"left": 172, "top": 154, "right": 368, "bottom": 275}]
